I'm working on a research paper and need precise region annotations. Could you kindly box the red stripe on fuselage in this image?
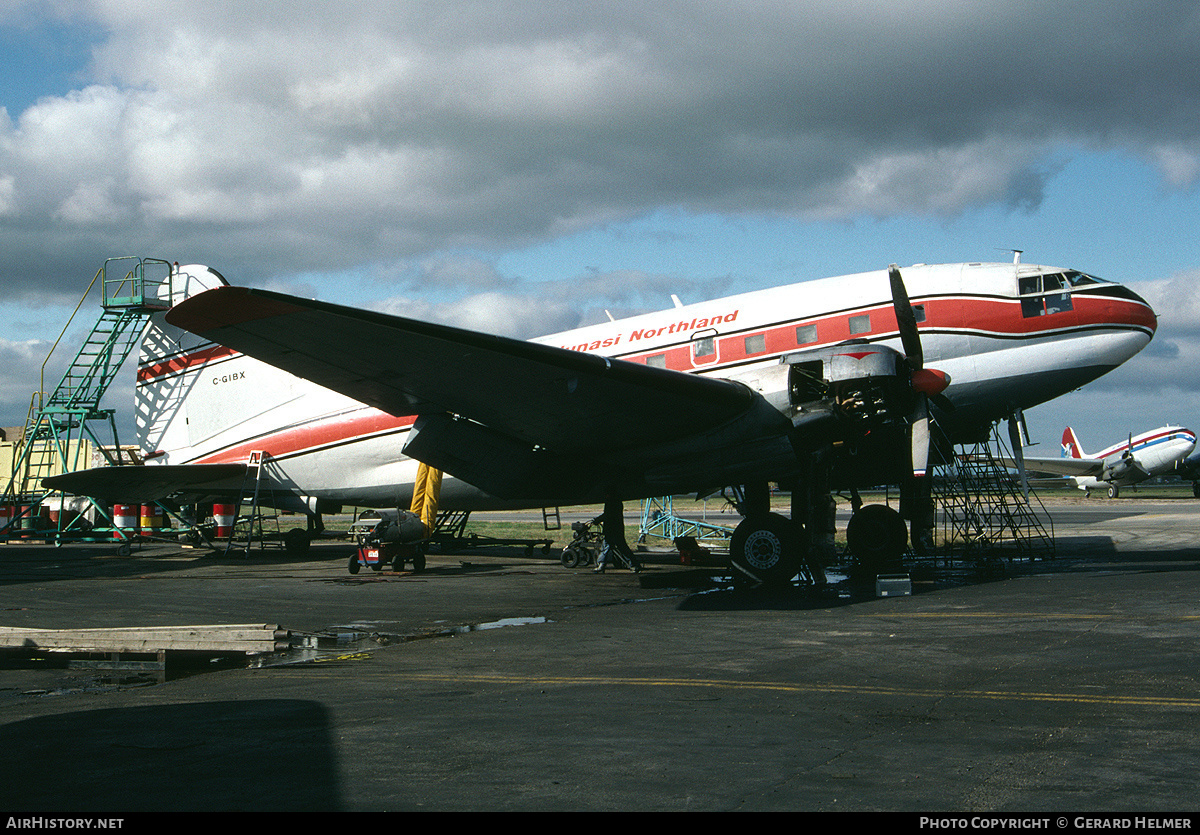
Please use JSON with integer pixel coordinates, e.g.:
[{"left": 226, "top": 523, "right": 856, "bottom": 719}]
[
  {"left": 183, "top": 409, "right": 417, "bottom": 465},
  {"left": 138, "top": 344, "right": 240, "bottom": 383},
  {"left": 603, "top": 293, "right": 1154, "bottom": 370},
  {"left": 1096, "top": 427, "right": 1192, "bottom": 459}
]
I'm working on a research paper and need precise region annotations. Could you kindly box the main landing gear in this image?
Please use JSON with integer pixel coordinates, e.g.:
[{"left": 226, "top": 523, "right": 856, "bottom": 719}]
[
  {"left": 727, "top": 480, "right": 811, "bottom": 587},
  {"left": 729, "top": 511, "right": 799, "bottom": 586},
  {"left": 845, "top": 502, "right": 908, "bottom": 576},
  {"left": 727, "top": 478, "right": 914, "bottom": 587}
]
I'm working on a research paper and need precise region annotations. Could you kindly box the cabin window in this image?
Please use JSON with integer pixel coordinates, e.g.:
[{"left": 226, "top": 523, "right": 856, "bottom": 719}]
[
  {"left": 692, "top": 336, "right": 715, "bottom": 358},
  {"left": 646, "top": 354, "right": 667, "bottom": 368},
  {"left": 911, "top": 304, "right": 926, "bottom": 323},
  {"left": 744, "top": 334, "right": 766, "bottom": 355},
  {"left": 796, "top": 324, "right": 817, "bottom": 345},
  {"left": 848, "top": 314, "right": 871, "bottom": 335}
]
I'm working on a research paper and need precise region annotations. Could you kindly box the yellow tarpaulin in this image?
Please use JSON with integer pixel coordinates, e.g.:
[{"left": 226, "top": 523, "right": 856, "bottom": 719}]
[{"left": 409, "top": 463, "right": 443, "bottom": 532}]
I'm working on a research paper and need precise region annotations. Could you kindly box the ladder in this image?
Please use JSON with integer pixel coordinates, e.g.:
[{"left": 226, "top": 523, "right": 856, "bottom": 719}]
[
  {"left": 3, "top": 257, "right": 174, "bottom": 539},
  {"left": 225, "top": 452, "right": 282, "bottom": 556}
]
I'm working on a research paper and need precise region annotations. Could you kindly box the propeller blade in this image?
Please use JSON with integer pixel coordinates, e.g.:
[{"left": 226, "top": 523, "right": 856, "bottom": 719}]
[
  {"left": 889, "top": 264, "right": 923, "bottom": 370},
  {"left": 911, "top": 395, "right": 930, "bottom": 478}
]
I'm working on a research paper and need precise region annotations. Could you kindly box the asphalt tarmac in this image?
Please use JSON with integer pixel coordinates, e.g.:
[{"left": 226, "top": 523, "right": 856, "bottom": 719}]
[{"left": 1, "top": 497, "right": 1199, "bottom": 814}]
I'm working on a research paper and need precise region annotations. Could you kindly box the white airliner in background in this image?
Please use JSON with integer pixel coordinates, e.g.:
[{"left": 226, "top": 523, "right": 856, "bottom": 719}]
[
  {"left": 1019, "top": 426, "right": 1196, "bottom": 498},
  {"left": 47, "top": 258, "right": 1158, "bottom": 582}
]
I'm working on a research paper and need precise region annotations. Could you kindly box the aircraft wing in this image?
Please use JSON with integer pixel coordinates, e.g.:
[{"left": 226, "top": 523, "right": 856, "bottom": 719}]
[
  {"left": 1000, "top": 456, "right": 1103, "bottom": 478},
  {"left": 165, "top": 286, "right": 758, "bottom": 458},
  {"left": 43, "top": 464, "right": 248, "bottom": 503}
]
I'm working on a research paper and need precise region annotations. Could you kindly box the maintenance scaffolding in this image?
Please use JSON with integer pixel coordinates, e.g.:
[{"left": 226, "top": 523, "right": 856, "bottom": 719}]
[
  {"left": 933, "top": 423, "right": 1056, "bottom": 563},
  {"left": 2, "top": 257, "right": 174, "bottom": 547}
]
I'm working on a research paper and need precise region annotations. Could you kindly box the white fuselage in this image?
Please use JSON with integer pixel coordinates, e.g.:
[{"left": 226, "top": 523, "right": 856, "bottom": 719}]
[
  {"left": 135, "top": 262, "right": 1157, "bottom": 510},
  {"left": 1071, "top": 427, "right": 1196, "bottom": 491}
]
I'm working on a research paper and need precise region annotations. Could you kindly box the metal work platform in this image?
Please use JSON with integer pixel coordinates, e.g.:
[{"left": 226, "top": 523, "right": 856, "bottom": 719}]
[
  {"left": 2, "top": 256, "right": 175, "bottom": 545},
  {"left": 933, "top": 424, "right": 1055, "bottom": 562},
  {"left": 638, "top": 495, "right": 735, "bottom": 545}
]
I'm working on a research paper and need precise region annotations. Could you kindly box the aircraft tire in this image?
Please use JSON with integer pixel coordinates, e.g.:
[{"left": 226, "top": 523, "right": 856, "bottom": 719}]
[
  {"left": 1109, "top": 485, "right": 1120, "bottom": 499},
  {"left": 729, "top": 513, "right": 799, "bottom": 587},
  {"left": 284, "top": 528, "right": 311, "bottom": 556},
  {"left": 846, "top": 504, "right": 908, "bottom": 574}
]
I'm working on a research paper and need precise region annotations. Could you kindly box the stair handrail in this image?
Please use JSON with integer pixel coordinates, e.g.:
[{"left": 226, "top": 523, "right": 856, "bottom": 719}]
[{"left": 37, "top": 267, "right": 104, "bottom": 414}]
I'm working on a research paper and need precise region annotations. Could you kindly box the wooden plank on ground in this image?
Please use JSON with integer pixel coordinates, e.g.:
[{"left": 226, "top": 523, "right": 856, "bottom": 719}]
[{"left": 0, "top": 624, "right": 288, "bottom": 654}]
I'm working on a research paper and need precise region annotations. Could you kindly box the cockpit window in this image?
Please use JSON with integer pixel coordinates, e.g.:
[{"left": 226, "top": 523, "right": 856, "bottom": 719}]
[
  {"left": 1019, "top": 271, "right": 1074, "bottom": 318},
  {"left": 1065, "top": 270, "right": 1105, "bottom": 287}
]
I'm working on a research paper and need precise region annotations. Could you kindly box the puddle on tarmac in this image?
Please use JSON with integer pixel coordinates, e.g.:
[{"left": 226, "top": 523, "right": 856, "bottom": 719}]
[{"left": 249, "top": 615, "right": 552, "bottom": 668}]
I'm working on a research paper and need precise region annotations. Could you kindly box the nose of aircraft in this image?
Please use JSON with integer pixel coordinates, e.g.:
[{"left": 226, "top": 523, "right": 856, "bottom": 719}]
[{"left": 1108, "top": 282, "right": 1158, "bottom": 338}]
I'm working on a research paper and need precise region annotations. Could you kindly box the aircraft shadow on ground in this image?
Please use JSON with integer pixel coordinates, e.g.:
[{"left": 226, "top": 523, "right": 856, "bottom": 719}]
[
  {"left": 0, "top": 540, "right": 367, "bottom": 586},
  {"left": 673, "top": 535, "right": 1200, "bottom": 612},
  {"left": 0, "top": 699, "right": 346, "bottom": 813}
]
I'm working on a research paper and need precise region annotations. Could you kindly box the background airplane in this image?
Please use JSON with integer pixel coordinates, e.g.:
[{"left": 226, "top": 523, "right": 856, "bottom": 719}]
[
  {"left": 46, "top": 258, "right": 1157, "bottom": 583},
  {"left": 1174, "top": 448, "right": 1200, "bottom": 498},
  {"left": 1018, "top": 426, "right": 1196, "bottom": 498}
]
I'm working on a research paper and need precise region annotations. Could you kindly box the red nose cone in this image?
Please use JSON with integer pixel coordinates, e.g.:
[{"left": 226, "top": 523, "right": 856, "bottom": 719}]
[{"left": 912, "top": 368, "right": 951, "bottom": 395}]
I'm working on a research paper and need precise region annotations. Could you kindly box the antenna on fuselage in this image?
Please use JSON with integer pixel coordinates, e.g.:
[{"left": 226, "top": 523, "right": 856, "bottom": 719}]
[{"left": 1012, "top": 250, "right": 1023, "bottom": 265}]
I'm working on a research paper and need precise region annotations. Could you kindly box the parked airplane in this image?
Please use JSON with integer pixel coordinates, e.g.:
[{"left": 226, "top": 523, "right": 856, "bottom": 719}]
[
  {"left": 1173, "top": 448, "right": 1200, "bottom": 498},
  {"left": 46, "top": 259, "right": 1157, "bottom": 583},
  {"left": 1019, "top": 426, "right": 1196, "bottom": 498}
]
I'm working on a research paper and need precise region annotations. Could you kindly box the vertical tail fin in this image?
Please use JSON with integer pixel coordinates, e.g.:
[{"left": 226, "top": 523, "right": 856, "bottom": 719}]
[{"left": 1061, "top": 427, "right": 1085, "bottom": 459}]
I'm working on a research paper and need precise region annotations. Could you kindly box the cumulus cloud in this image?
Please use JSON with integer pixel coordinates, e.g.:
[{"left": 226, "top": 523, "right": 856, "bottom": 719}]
[
  {"left": 1087, "top": 271, "right": 1200, "bottom": 397},
  {"left": 0, "top": 0, "right": 1197, "bottom": 301},
  {"left": 367, "top": 256, "right": 734, "bottom": 339},
  {"left": 0, "top": 336, "right": 54, "bottom": 427}
]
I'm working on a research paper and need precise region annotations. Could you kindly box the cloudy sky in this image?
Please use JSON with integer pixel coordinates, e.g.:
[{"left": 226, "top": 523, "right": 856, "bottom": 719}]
[{"left": 1, "top": 0, "right": 1199, "bottom": 459}]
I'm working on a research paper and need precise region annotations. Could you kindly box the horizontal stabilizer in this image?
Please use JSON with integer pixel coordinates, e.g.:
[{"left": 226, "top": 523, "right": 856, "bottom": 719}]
[{"left": 43, "top": 464, "right": 248, "bottom": 503}]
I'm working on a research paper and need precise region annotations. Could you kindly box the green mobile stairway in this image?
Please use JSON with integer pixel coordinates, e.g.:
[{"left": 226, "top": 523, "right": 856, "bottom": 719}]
[{"left": 2, "top": 257, "right": 174, "bottom": 545}]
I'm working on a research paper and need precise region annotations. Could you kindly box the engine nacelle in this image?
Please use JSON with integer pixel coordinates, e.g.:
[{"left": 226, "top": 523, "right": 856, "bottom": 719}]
[{"left": 728, "top": 342, "right": 914, "bottom": 434}]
